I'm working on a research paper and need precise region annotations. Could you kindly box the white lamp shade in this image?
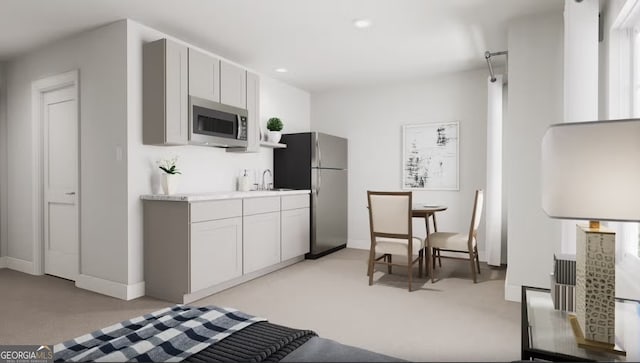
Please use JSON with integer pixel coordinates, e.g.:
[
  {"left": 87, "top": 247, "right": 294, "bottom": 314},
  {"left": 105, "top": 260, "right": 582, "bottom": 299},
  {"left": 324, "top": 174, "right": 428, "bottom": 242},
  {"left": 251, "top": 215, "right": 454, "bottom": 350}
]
[{"left": 541, "top": 119, "right": 640, "bottom": 222}]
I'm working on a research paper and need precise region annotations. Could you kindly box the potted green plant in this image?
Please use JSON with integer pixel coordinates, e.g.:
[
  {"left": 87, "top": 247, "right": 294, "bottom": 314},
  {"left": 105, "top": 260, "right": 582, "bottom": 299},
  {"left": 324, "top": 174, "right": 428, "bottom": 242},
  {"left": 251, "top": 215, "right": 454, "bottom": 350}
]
[
  {"left": 266, "top": 117, "right": 284, "bottom": 143},
  {"left": 156, "top": 155, "right": 181, "bottom": 195}
]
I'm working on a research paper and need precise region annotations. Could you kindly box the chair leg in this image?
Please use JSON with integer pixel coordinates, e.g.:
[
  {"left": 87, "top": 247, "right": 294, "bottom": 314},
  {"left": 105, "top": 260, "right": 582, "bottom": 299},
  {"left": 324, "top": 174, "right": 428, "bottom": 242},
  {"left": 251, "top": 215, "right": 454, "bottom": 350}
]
[
  {"left": 368, "top": 248, "right": 376, "bottom": 284},
  {"left": 423, "top": 248, "right": 427, "bottom": 276},
  {"left": 474, "top": 246, "right": 481, "bottom": 274},
  {"left": 387, "top": 254, "right": 392, "bottom": 274},
  {"left": 469, "top": 252, "right": 477, "bottom": 283},
  {"left": 437, "top": 248, "right": 442, "bottom": 267},
  {"left": 407, "top": 253, "right": 412, "bottom": 292},
  {"left": 418, "top": 250, "right": 423, "bottom": 278},
  {"left": 428, "top": 246, "right": 435, "bottom": 283},
  {"left": 432, "top": 248, "right": 436, "bottom": 270}
]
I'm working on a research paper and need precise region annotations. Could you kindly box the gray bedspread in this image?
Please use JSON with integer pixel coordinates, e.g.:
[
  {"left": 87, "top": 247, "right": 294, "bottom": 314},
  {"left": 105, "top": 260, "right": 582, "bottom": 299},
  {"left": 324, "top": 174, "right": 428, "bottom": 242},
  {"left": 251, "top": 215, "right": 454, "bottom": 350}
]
[{"left": 281, "top": 337, "right": 405, "bottom": 362}]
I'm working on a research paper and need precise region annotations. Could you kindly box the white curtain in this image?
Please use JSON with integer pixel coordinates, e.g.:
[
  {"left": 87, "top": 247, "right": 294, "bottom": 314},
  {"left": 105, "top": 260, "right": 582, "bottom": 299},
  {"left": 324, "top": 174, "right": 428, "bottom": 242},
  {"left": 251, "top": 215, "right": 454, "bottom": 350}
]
[{"left": 485, "top": 75, "right": 503, "bottom": 266}]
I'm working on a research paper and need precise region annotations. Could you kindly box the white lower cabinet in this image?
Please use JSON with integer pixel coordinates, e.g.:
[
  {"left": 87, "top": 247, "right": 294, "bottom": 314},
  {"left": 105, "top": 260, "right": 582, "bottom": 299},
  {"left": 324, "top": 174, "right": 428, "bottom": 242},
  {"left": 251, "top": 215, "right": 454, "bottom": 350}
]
[
  {"left": 144, "top": 193, "right": 310, "bottom": 303},
  {"left": 281, "top": 208, "right": 310, "bottom": 261},
  {"left": 243, "top": 212, "right": 281, "bottom": 274},
  {"left": 190, "top": 217, "right": 242, "bottom": 292}
]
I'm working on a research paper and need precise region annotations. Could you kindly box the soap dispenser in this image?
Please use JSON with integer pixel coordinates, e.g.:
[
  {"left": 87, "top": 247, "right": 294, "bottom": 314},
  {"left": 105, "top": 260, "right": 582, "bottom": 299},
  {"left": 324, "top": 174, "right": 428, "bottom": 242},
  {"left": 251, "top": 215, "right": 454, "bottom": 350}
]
[{"left": 238, "top": 169, "right": 251, "bottom": 192}]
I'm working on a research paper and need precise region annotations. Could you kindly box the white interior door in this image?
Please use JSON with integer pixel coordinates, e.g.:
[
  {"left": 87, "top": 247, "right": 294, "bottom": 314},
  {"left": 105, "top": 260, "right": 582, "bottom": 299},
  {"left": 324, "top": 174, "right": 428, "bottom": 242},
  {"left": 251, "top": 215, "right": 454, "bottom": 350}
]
[{"left": 43, "top": 86, "right": 78, "bottom": 280}]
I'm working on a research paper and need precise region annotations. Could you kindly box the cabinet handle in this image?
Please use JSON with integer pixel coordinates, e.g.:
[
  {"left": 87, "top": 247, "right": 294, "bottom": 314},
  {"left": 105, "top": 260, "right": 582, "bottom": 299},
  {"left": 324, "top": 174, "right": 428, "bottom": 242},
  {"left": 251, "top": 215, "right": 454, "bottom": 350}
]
[{"left": 65, "top": 192, "right": 76, "bottom": 195}]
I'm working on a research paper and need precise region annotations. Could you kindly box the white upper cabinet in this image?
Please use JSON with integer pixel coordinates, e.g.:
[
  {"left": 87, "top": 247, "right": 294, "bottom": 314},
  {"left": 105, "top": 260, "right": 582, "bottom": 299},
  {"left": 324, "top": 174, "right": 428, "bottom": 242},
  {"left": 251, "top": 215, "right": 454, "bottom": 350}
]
[
  {"left": 143, "top": 38, "right": 188, "bottom": 145},
  {"left": 188, "top": 48, "right": 220, "bottom": 103},
  {"left": 143, "top": 39, "right": 263, "bottom": 149},
  {"left": 220, "top": 60, "right": 247, "bottom": 109}
]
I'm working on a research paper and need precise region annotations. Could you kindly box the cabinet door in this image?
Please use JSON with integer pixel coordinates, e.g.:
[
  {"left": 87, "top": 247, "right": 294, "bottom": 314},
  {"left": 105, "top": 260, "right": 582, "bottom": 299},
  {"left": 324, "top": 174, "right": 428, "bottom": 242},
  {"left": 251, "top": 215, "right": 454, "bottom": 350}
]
[
  {"left": 188, "top": 48, "right": 220, "bottom": 102},
  {"left": 220, "top": 60, "right": 247, "bottom": 109},
  {"left": 281, "top": 208, "right": 310, "bottom": 261},
  {"left": 165, "top": 39, "right": 189, "bottom": 144},
  {"left": 143, "top": 38, "right": 188, "bottom": 145},
  {"left": 245, "top": 71, "right": 260, "bottom": 152},
  {"left": 190, "top": 217, "right": 242, "bottom": 292},
  {"left": 243, "top": 212, "right": 280, "bottom": 274}
]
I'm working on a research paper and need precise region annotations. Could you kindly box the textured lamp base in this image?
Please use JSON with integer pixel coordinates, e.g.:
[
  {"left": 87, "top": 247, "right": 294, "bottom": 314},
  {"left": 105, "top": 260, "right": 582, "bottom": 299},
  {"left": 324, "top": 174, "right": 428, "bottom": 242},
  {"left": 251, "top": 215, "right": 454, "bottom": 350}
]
[
  {"left": 576, "top": 225, "right": 616, "bottom": 345},
  {"left": 568, "top": 315, "right": 626, "bottom": 356}
]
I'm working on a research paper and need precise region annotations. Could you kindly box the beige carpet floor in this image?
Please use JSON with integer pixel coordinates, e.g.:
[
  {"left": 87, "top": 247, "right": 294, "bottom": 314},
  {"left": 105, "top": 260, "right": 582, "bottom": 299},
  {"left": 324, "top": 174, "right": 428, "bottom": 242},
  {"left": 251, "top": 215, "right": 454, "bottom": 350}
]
[{"left": 0, "top": 248, "right": 519, "bottom": 361}]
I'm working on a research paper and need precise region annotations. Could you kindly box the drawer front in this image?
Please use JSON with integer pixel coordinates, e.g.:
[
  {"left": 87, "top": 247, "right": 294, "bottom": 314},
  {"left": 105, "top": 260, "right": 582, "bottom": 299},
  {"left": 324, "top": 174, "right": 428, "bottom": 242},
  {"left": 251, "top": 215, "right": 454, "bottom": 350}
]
[
  {"left": 243, "top": 196, "right": 280, "bottom": 216},
  {"left": 281, "top": 194, "right": 310, "bottom": 210},
  {"left": 191, "top": 199, "right": 242, "bottom": 222}
]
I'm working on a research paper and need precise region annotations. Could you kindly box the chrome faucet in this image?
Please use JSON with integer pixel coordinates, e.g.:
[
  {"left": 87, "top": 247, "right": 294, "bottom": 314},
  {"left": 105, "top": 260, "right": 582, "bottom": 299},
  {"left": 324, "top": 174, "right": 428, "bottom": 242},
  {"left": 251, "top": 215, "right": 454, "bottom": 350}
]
[{"left": 261, "top": 169, "right": 273, "bottom": 191}]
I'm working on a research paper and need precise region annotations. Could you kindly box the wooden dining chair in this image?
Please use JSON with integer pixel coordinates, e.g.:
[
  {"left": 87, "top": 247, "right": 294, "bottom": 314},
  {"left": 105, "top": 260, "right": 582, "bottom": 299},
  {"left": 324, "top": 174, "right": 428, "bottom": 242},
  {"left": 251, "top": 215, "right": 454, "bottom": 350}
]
[
  {"left": 366, "top": 191, "right": 425, "bottom": 291},
  {"left": 426, "top": 189, "right": 484, "bottom": 283}
]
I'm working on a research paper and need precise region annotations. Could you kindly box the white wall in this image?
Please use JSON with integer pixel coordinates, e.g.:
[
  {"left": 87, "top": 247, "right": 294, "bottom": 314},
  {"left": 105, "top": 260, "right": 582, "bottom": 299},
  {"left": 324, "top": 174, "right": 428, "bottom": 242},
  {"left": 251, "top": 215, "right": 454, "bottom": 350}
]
[
  {"left": 4, "top": 21, "right": 129, "bottom": 282},
  {"left": 564, "top": 0, "right": 599, "bottom": 123},
  {"left": 600, "top": 0, "right": 627, "bottom": 120},
  {"left": 0, "top": 62, "right": 7, "bottom": 263},
  {"left": 560, "top": 0, "right": 600, "bottom": 256},
  {"left": 501, "top": 83, "right": 509, "bottom": 265},
  {"left": 311, "top": 69, "right": 488, "bottom": 255},
  {"left": 125, "top": 20, "right": 311, "bottom": 286},
  {"left": 505, "top": 11, "right": 563, "bottom": 301},
  {"left": 261, "top": 76, "right": 311, "bottom": 135},
  {"left": 1, "top": 18, "right": 310, "bottom": 298},
  {"left": 599, "top": 0, "right": 640, "bottom": 301}
]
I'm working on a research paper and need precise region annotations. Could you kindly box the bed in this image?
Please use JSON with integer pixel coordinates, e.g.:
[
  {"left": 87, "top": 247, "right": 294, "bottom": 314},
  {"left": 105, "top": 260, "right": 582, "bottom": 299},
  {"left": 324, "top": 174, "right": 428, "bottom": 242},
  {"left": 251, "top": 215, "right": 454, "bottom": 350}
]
[{"left": 53, "top": 305, "right": 402, "bottom": 362}]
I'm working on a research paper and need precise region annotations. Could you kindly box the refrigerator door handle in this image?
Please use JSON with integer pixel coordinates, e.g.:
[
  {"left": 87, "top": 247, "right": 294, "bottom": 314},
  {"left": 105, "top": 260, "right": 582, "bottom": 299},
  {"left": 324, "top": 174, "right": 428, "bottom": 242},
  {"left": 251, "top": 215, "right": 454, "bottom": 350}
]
[
  {"left": 317, "top": 169, "right": 321, "bottom": 196},
  {"left": 316, "top": 136, "right": 322, "bottom": 169}
]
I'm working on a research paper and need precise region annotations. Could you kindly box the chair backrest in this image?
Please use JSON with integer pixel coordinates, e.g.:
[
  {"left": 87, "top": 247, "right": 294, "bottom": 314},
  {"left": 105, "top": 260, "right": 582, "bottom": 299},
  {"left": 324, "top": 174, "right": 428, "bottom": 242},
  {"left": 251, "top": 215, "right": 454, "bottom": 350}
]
[
  {"left": 367, "top": 191, "right": 412, "bottom": 241},
  {"left": 468, "top": 190, "right": 484, "bottom": 242}
]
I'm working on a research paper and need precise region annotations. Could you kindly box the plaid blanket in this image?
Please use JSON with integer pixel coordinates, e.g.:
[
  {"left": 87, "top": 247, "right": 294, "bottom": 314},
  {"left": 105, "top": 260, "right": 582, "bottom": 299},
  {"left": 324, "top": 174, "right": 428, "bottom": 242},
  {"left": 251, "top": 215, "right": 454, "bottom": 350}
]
[{"left": 53, "top": 305, "right": 266, "bottom": 362}]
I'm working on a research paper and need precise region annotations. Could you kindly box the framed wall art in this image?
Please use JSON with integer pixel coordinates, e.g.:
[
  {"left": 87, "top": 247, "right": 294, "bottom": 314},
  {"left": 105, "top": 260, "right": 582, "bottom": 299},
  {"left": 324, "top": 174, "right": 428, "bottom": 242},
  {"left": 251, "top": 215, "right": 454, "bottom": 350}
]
[{"left": 402, "top": 121, "right": 459, "bottom": 190}]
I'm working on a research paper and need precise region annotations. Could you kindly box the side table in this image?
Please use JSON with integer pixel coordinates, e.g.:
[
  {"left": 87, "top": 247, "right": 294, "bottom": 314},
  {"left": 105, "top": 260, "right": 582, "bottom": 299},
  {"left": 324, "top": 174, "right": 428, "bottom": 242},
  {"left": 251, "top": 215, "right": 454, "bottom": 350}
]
[{"left": 521, "top": 286, "right": 640, "bottom": 361}]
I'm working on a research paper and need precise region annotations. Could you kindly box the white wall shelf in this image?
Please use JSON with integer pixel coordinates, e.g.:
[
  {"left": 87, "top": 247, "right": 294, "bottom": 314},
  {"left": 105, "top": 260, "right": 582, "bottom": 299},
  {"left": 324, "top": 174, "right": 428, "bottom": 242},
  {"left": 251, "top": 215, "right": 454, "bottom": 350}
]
[{"left": 260, "top": 141, "right": 287, "bottom": 149}]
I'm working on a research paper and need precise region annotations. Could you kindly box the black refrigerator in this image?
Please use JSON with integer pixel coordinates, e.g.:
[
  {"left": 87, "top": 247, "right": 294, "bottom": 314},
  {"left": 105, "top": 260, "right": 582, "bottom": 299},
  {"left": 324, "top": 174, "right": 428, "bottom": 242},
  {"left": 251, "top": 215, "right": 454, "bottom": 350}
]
[{"left": 274, "top": 132, "right": 348, "bottom": 259}]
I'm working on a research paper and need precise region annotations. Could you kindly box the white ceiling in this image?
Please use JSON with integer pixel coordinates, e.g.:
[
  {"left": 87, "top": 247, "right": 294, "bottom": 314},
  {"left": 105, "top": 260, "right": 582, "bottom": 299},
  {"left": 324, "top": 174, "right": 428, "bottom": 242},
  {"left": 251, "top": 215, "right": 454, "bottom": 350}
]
[{"left": 0, "top": 0, "right": 562, "bottom": 92}]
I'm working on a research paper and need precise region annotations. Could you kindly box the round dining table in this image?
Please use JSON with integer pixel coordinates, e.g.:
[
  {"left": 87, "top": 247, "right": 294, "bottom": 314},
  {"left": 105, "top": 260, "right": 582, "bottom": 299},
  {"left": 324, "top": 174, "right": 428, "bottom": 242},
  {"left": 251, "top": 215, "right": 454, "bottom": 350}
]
[{"left": 411, "top": 204, "right": 447, "bottom": 234}]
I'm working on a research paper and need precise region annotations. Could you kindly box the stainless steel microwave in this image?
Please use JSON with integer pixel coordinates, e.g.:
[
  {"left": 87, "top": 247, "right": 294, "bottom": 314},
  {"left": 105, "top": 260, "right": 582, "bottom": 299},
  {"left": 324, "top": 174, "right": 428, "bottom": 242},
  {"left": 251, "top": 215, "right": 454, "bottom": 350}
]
[{"left": 189, "top": 96, "right": 248, "bottom": 148}]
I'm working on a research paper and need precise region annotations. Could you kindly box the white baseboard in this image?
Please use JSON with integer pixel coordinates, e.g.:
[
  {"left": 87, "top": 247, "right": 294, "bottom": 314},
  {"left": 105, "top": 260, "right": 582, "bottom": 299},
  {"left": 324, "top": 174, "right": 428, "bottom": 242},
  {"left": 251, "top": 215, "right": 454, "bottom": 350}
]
[
  {"left": 0, "top": 256, "right": 6, "bottom": 268},
  {"left": 347, "top": 239, "right": 369, "bottom": 250},
  {"left": 127, "top": 281, "right": 146, "bottom": 300},
  {"left": 504, "top": 283, "right": 521, "bottom": 302},
  {"left": 4, "top": 256, "right": 36, "bottom": 274},
  {"left": 477, "top": 249, "right": 487, "bottom": 263},
  {"left": 76, "top": 274, "right": 145, "bottom": 301}
]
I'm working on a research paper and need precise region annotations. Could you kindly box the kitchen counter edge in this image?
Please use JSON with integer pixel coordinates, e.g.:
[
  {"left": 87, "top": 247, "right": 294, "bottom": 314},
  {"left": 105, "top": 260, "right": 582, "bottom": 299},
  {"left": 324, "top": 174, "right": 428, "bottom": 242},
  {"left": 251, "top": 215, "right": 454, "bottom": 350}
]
[{"left": 141, "top": 189, "right": 311, "bottom": 202}]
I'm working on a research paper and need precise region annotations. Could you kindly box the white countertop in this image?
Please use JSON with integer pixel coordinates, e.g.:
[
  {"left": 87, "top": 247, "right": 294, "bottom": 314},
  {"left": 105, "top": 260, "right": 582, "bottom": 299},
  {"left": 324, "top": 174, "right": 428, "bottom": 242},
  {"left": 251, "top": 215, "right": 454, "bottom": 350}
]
[{"left": 141, "top": 189, "right": 311, "bottom": 202}]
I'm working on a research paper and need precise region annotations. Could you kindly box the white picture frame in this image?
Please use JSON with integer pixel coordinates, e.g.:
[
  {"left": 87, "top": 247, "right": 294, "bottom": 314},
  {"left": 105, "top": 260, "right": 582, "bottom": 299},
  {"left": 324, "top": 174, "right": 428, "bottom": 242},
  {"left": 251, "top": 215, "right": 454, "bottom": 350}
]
[{"left": 402, "top": 122, "right": 459, "bottom": 191}]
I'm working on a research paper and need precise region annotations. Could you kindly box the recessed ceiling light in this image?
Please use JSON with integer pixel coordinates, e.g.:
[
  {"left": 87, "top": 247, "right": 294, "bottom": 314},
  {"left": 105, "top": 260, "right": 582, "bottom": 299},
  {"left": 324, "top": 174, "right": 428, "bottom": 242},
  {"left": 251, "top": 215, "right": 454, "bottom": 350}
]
[
  {"left": 275, "top": 68, "right": 288, "bottom": 73},
  {"left": 353, "top": 19, "right": 372, "bottom": 29}
]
